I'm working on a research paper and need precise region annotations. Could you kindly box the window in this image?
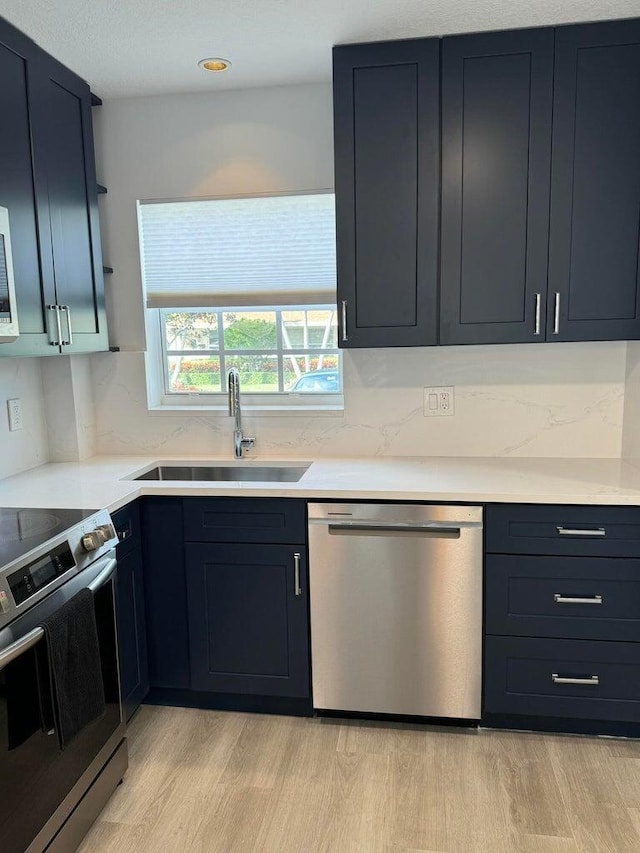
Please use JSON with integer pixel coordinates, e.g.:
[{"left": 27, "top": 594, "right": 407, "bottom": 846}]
[
  {"left": 161, "top": 307, "right": 340, "bottom": 395},
  {"left": 138, "top": 192, "right": 342, "bottom": 409}
]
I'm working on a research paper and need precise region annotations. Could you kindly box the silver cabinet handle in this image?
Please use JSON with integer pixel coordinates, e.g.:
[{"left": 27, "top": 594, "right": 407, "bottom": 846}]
[
  {"left": 60, "top": 305, "right": 73, "bottom": 345},
  {"left": 557, "top": 526, "right": 606, "bottom": 537},
  {"left": 553, "top": 292, "right": 560, "bottom": 334},
  {"left": 534, "top": 293, "right": 541, "bottom": 335},
  {"left": 293, "top": 552, "right": 302, "bottom": 596},
  {"left": 47, "top": 304, "right": 62, "bottom": 346},
  {"left": 552, "top": 673, "right": 599, "bottom": 686},
  {"left": 554, "top": 593, "right": 603, "bottom": 605},
  {"left": 341, "top": 300, "right": 348, "bottom": 343}
]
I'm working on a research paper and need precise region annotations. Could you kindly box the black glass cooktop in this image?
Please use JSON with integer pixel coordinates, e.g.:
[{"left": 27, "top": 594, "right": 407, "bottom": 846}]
[{"left": 0, "top": 507, "right": 97, "bottom": 568}]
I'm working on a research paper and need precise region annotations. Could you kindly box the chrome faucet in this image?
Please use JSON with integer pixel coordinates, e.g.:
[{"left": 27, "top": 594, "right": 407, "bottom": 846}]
[{"left": 228, "top": 368, "right": 255, "bottom": 458}]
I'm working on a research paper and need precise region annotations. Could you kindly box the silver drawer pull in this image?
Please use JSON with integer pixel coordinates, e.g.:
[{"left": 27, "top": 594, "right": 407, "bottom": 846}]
[
  {"left": 552, "top": 673, "right": 599, "bottom": 686},
  {"left": 557, "top": 526, "right": 606, "bottom": 537},
  {"left": 60, "top": 305, "right": 73, "bottom": 345},
  {"left": 47, "top": 304, "right": 62, "bottom": 346},
  {"left": 554, "top": 594, "right": 603, "bottom": 605},
  {"left": 341, "top": 300, "right": 348, "bottom": 343},
  {"left": 553, "top": 292, "right": 560, "bottom": 335},
  {"left": 294, "top": 552, "right": 302, "bottom": 597}
]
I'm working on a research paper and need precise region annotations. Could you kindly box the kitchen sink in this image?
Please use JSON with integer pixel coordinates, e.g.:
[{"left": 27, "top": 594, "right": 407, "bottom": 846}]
[{"left": 134, "top": 464, "right": 310, "bottom": 483}]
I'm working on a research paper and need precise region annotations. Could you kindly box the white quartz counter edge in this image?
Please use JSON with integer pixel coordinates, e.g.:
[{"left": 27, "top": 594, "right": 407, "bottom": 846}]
[{"left": 2, "top": 455, "right": 640, "bottom": 512}]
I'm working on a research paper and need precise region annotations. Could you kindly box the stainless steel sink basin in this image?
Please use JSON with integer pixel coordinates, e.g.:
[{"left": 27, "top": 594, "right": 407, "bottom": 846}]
[{"left": 134, "top": 464, "right": 310, "bottom": 483}]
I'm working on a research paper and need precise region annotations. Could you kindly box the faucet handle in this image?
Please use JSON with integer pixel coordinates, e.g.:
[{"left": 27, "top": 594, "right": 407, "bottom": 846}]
[{"left": 241, "top": 437, "right": 256, "bottom": 453}]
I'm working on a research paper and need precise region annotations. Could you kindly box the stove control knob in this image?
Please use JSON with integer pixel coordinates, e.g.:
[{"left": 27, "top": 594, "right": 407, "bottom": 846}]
[
  {"left": 82, "top": 532, "right": 102, "bottom": 552},
  {"left": 96, "top": 524, "right": 115, "bottom": 544}
]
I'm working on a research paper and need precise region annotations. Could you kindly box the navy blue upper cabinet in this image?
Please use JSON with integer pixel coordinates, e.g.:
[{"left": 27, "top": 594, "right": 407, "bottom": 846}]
[
  {"left": 333, "top": 39, "right": 440, "bottom": 348},
  {"left": 29, "top": 53, "right": 107, "bottom": 354},
  {"left": 0, "top": 15, "right": 107, "bottom": 357},
  {"left": 440, "top": 28, "right": 554, "bottom": 345},
  {"left": 547, "top": 20, "right": 640, "bottom": 342},
  {"left": 0, "top": 24, "right": 54, "bottom": 357}
]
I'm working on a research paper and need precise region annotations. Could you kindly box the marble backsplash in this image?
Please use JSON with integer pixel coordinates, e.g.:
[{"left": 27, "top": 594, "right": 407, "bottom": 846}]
[
  {"left": 90, "top": 341, "right": 626, "bottom": 459},
  {"left": 0, "top": 358, "right": 49, "bottom": 478}
]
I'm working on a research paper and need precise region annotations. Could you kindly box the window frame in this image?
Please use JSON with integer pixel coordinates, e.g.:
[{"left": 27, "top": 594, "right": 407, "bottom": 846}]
[{"left": 156, "top": 306, "right": 343, "bottom": 410}]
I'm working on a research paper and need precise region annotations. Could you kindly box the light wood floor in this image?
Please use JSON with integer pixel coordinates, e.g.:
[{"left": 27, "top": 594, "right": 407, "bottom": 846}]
[{"left": 78, "top": 706, "right": 640, "bottom": 853}]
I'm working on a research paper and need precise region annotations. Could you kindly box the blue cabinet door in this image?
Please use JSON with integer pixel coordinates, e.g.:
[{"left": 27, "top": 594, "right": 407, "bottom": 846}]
[
  {"left": 333, "top": 38, "right": 440, "bottom": 348},
  {"left": 0, "top": 19, "right": 55, "bottom": 356},
  {"left": 440, "top": 28, "right": 554, "bottom": 344},
  {"left": 141, "top": 498, "right": 190, "bottom": 690},
  {"left": 29, "top": 52, "right": 107, "bottom": 353},
  {"left": 115, "top": 547, "right": 149, "bottom": 720},
  {"left": 548, "top": 20, "right": 640, "bottom": 342},
  {"left": 185, "top": 543, "right": 310, "bottom": 698}
]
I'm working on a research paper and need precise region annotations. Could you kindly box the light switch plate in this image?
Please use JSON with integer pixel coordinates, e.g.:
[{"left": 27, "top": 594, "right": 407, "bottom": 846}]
[
  {"left": 7, "top": 398, "right": 23, "bottom": 431},
  {"left": 423, "top": 386, "right": 455, "bottom": 417}
]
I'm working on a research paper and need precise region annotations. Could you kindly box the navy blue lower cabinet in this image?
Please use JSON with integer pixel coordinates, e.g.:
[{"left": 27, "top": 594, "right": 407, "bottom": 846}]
[
  {"left": 185, "top": 543, "right": 310, "bottom": 699},
  {"left": 115, "top": 546, "right": 149, "bottom": 721},
  {"left": 485, "top": 554, "right": 640, "bottom": 642},
  {"left": 484, "top": 636, "right": 640, "bottom": 723},
  {"left": 112, "top": 501, "right": 149, "bottom": 720},
  {"left": 140, "top": 498, "right": 191, "bottom": 690},
  {"left": 485, "top": 504, "right": 640, "bottom": 558}
]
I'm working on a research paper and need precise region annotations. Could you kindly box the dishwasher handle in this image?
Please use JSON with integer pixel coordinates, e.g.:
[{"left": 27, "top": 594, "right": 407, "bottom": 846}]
[{"left": 327, "top": 522, "right": 461, "bottom": 539}]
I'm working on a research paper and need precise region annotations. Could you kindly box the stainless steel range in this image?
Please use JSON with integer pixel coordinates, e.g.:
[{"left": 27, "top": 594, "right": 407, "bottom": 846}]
[{"left": 0, "top": 506, "right": 127, "bottom": 853}]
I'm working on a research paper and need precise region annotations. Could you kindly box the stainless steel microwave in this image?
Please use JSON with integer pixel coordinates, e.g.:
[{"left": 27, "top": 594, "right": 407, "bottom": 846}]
[{"left": 0, "top": 206, "right": 19, "bottom": 343}]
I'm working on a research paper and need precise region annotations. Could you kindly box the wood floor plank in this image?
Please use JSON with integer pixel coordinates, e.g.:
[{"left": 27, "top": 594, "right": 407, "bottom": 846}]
[
  {"left": 564, "top": 802, "right": 640, "bottom": 853},
  {"left": 516, "top": 835, "right": 579, "bottom": 853},
  {"left": 489, "top": 731, "right": 572, "bottom": 839},
  {"left": 548, "top": 733, "right": 625, "bottom": 807},
  {"left": 608, "top": 757, "right": 640, "bottom": 806},
  {"left": 388, "top": 752, "right": 448, "bottom": 852},
  {"left": 337, "top": 718, "right": 459, "bottom": 756},
  {"left": 218, "top": 713, "right": 300, "bottom": 790}
]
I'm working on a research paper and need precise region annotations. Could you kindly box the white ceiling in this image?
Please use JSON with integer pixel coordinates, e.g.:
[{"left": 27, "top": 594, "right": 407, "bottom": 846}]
[{"left": 1, "top": 0, "right": 638, "bottom": 98}]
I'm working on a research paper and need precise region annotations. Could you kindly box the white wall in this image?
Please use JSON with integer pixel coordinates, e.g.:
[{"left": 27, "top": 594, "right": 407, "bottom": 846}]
[
  {"left": 92, "top": 83, "right": 334, "bottom": 352},
  {"left": 622, "top": 342, "right": 640, "bottom": 459},
  {"left": 41, "top": 356, "right": 97, "bottom": 462},
  {"left": 0, "top": 358, "right": 49, "bottom": 478},
  {"left": 91, "top": 83, "right": 627, "bottom": 460}
]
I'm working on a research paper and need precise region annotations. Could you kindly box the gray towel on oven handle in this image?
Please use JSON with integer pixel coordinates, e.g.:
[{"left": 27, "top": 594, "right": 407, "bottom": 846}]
[{"left": 41, "top": 587, "right": 106, "bottom": 748}]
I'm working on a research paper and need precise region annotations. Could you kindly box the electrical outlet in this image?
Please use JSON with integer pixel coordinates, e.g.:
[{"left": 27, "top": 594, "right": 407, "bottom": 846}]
[
  {"left": 7, "top": 398, "right": 23, "bottom": 431},
  {"left": 423, "top": 386, "right": 455, "bottom": 417}
]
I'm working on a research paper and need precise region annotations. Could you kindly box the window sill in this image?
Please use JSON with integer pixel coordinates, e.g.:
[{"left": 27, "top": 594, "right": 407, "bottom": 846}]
[{"left": 147, "top": 402, "right": 344, "bottom": 418}]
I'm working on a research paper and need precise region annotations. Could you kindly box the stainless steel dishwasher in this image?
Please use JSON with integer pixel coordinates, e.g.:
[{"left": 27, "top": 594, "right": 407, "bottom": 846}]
[{"left": 308, "top": 503, "right": 483, "bottom": 720}]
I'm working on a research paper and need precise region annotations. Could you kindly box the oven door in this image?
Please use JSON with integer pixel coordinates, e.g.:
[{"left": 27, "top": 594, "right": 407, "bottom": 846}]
[{"left": 0, "top": 553, "right": 124, "bottom": 853}]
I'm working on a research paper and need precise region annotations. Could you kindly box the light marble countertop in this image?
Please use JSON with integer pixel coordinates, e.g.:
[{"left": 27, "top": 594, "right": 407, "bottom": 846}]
[{"left": 2, "top": 455, "right": 640, "bottom": 512}]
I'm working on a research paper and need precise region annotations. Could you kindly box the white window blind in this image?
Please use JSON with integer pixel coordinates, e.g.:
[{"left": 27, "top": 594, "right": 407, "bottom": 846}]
[{"left": 139, "top": 192, "right": 337, "bottom": 308}]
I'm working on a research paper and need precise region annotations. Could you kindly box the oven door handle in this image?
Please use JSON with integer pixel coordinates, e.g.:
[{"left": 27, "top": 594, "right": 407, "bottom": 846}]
[
  {"left": 0, "top": 556, "right": 117, "bottom": 672},
  {"left": 87, "top": 557, "right": 117, "bottom": 593},
  {"left": 0, "top": 626, "right": 44, "bottom": 671}
]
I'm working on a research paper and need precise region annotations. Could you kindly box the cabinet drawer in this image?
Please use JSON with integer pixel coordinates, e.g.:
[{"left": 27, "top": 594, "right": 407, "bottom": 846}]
[
  {"left": 484, "top": 636, "right": 640, "bottom": 722},
  {"left": 111, "top": 501, "right": 141, "bottom": 558},
  {"left": 486, "top": 504, "right": 640, "bottom": 557},
  {"left": 486, "top": 554, "right": 640, "bottom": 641},
  {"left": 183, "top": 498, "right": 306, "bottom": 544}
]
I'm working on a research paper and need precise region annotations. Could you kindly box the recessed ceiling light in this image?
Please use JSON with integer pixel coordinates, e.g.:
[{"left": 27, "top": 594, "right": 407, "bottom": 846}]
[{"left": 198, "top": 57, "right": 232, "bottom": 73}]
